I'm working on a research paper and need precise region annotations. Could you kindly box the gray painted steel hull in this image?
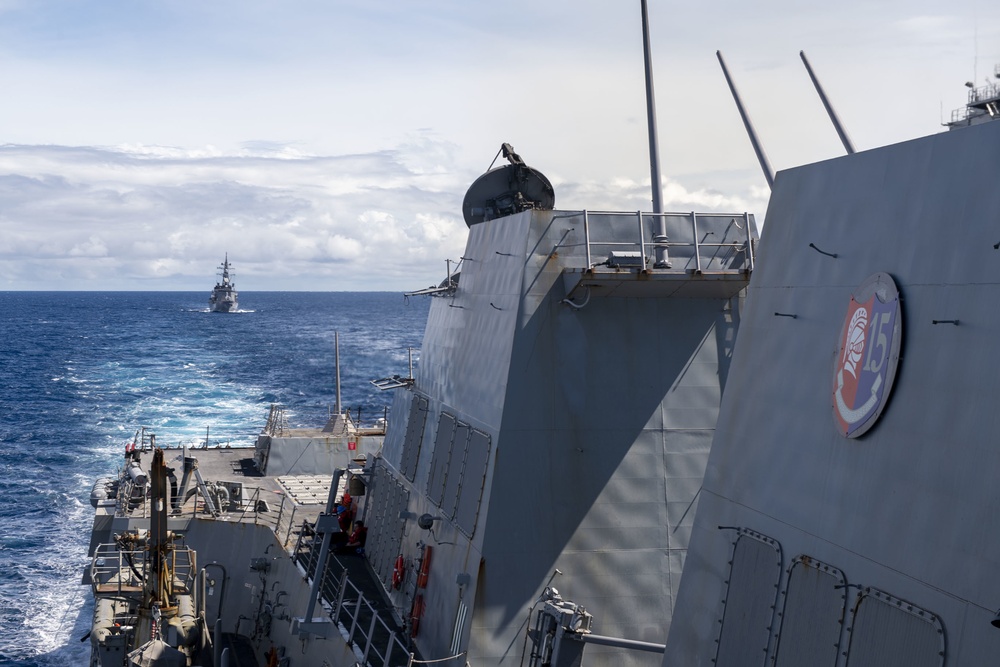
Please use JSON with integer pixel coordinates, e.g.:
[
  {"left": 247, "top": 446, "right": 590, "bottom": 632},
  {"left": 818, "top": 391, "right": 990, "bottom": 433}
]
[
  {"left": 365, "top": 207, "right": 757, "bottom": 665},
  {"left": 664, "top": 120, "right": 1000, "bottom": 665}
]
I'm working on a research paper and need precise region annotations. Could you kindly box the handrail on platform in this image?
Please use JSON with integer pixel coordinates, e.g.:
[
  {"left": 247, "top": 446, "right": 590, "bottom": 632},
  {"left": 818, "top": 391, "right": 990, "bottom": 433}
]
[{"left": 572, "top": 210, "right": 755, "bottom": 274}]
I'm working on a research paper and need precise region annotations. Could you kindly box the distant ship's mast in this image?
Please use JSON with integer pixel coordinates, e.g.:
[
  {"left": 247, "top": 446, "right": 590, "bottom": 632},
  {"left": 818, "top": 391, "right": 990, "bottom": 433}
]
[{"left": 220, "top": 253, "right": 232, "bottom": 285}]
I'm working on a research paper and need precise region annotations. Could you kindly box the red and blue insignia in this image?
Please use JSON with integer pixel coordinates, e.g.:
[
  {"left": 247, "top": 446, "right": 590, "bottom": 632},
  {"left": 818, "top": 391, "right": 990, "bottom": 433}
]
[{"left": 833, "top": 272, "right": 902, "bottom": 438}]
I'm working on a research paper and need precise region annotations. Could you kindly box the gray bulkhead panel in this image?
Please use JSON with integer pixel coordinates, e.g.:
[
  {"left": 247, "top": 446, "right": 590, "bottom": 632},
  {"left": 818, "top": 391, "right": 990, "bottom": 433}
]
[
  {"left": 664, "top": 121, "right": 1000, "bottom": 665},
  {"left": 466, "top": 210, "right": 744, "bottom": 665}
]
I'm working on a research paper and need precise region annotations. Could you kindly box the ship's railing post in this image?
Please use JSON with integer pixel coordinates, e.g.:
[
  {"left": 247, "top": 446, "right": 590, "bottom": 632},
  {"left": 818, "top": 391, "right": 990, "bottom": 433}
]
[
  {"left": 274, "top": 494, "right": 286, "bottom": 536},
  {"left": 363, "top": 610, "right": 378, "bottom": 663},
  {"left": 692, "top": 212, "right": 702, "bottom": 273},
  {"left": 284, "top": 505, "right": 298, "bottom": 549},
  {"left": 744, "top": 212, "right": 755, "bottom": 271},
  {"left": 383, "top": 631, "right": 399, "bottom": 667},
  {"left": 292, "top": 518, "right": 310, "bottom": 559},
  {"left": 348, "top": 597, "right": 362, "bottom": 640},
  {"left": 334, "top": 569, "right": 349, "bottom": 619},
  {"left": 637, "top": 211, "right": 647, "bottom": 270},
  {"left": 583, "top": 211, "right": 592, "bottom": 268}
]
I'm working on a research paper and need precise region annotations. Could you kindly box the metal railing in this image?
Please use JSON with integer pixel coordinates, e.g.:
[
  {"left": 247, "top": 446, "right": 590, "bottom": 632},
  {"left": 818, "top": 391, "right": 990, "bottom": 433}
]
[
  {"left": 295, "top": 531, "right": 414, "bottom": 667},
  {"left": 114, "top": 480, "right": 303, "bottom": 551},
  {"left": 91, "top": 543, "right": 196, "bottom": 597},
  {"left": 559, "top": 210, "right": 755, "bottom": 274},
  {"left": 263, "top": 404, "right": 288, "bottom": 437},
  {"left": 950, "top": 79, "right": 1000, "bottom": 123},
  {"left": 328, "top": 570, "right": 413, "bottom": 667}
]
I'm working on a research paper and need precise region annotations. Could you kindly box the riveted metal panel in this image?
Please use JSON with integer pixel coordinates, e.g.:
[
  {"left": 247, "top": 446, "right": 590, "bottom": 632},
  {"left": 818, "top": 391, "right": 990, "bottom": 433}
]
[
  {"left": 427, "top": 413, "right": 456, "bottom": 506},
  {"left": 401, "top": 395, "right": 429, "bottom": 482},
  {"left": 844, "top": 588, "right": 944, "bottom": 667},
  {"left": 715, "top": 530, "right": 782, "bottom": 667},
  {"left": 773, "top": 557, "right": 846, "bottom": 667}
]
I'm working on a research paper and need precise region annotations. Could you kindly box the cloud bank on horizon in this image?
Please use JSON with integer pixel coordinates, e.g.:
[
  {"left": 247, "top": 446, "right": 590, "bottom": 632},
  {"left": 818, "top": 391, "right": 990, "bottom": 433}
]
[
  {"left": 0, "top": 139, "right": 764, "bottom": 290},
  {"left": 0, "top": 1, "right": 996, "bottom": 290}
]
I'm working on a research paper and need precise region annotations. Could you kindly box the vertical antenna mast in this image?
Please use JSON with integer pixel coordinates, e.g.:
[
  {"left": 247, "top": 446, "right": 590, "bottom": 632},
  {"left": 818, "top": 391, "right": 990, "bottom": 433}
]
[
  {"left": 800, "top": 51, "right": 856, "bottom": 154},
  {"left": 716, "top": 50, "right": 775, "bottom": 190},
  {"left": 640, "top": 0, "right": 663, "bottom": 213},
  {"left": 335, "top": 331, "right": 342, "bottom": 417},
  {"left": 640, "top": 0, "right": 671, "bottom": 267}
]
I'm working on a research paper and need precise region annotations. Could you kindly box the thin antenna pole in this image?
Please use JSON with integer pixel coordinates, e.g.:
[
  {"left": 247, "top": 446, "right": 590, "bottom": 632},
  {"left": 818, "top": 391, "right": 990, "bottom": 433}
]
[
  {"left": 640, "top": 0, "right": 664, "bottom": 214},
  {"left": 799, "top": 51, "right": 856, "bottom": 154},
  {"left": 335, "top": 331, "right": 342, "bottom": 417},
  {"left": 716, "top": 50, "right": 775, "bottom": 190}
]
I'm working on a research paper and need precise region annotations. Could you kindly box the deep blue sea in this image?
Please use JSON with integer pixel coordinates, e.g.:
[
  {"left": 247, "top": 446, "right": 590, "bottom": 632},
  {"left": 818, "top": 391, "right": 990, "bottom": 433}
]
[{"left": 0, "top": 292, "right": 429, "bottom": 666}]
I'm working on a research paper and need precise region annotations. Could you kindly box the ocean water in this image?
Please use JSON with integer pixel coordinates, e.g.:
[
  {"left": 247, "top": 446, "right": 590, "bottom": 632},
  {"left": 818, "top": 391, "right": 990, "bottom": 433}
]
[{"left": 0, "top": 291, "right": 429, "bottom": 666}]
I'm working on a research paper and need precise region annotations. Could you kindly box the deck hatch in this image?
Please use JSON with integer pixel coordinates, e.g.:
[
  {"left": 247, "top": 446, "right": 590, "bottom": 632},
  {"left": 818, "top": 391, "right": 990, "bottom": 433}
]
[
  {"left": 773, "top": 556, "right": 846, "bottom": 667},
  {"left": 715, "top": 529, "right": 782, "bottom": 667}
]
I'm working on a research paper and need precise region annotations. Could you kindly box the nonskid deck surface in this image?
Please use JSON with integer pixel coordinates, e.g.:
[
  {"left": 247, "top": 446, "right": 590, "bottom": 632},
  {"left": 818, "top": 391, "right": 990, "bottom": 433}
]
[
  {"left": 126, "top": 446, "right": 329, "bottom": 528},
  {"left": 95, "top": 444, "right": 416, "bottom": 664}
]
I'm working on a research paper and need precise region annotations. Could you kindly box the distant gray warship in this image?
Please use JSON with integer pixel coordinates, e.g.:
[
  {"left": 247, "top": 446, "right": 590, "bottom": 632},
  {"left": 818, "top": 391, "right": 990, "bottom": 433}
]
[
  {"left": 208, "top": 254, "right": 238, "bottom": 313},
  {"left": 660, "top": 70, "right": 1000, "bottom": 666}
]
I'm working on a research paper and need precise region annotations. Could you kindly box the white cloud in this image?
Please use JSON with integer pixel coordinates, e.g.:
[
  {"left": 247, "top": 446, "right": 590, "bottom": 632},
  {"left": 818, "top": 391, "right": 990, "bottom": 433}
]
[
  {"left": 68, "top": 235, "right": 109, "bottom": 257},
  {"left": 0, "top": 136, "right": 770, "bottom": 289},
  {"left": 0, "top": 1, "right": 997, "bottom": 289},
  {"left": 0, "top": 142, "right": 470, "bottom": 289}
]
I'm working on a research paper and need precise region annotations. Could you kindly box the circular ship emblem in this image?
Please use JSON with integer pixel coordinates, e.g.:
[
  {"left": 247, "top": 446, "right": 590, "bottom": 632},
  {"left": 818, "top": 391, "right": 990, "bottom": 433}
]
[{"left": 832, "top": 272, "right": 902, "bottom": 438}]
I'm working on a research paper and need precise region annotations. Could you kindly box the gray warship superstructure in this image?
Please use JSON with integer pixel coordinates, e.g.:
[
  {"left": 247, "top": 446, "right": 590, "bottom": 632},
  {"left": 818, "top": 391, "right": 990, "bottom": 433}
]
[
  {"left": 82, "top": 6, "right": 763, "bottom": 663},
  {"left": 945, "top": 64, "right": 1000, "bottom": 129},
  {"left": 209, "top": 255, "right": 238, "bottom": 313},
  {"left": 359, "top": 145, "right": 757, "bottom": 666},
  {"left": 83, "top": 145, "right": 759, "bottom": 666},
  {"left": 661, "top": 80, "right": 1000, "bottom": 665}
]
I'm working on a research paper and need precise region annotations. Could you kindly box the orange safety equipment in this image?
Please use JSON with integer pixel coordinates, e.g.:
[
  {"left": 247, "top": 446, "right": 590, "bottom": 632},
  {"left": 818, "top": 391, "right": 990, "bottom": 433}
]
[
  {"left": 392, "top": 555, "right": 405, "bottom": 589},
  {"left": 410, "top": 594, "right": 425, "bottom": 638},
  {"left": 416, "top": 546, "right": 432, "bottom": 589}
]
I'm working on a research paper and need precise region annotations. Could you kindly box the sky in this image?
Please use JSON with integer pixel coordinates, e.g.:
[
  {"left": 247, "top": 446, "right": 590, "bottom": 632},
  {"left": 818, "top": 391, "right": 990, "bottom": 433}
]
[{"left": 0, "top": 1, "right": 998, "bottom": 291}]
